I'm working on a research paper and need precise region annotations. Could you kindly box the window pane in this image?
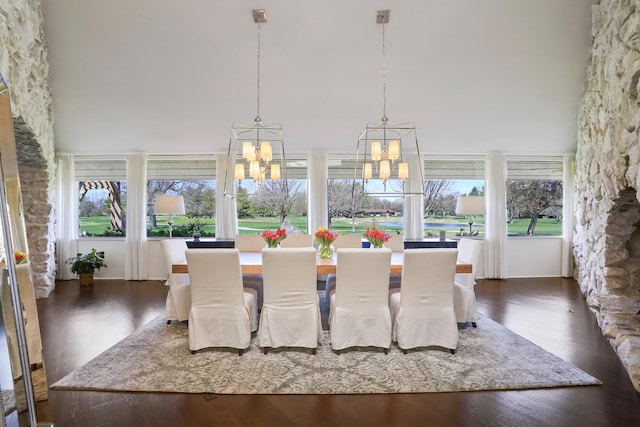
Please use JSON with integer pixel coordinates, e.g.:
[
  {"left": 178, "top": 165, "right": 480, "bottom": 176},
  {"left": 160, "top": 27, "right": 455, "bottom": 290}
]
[
  {"left": 235, "top": 158, "right": 308, "bottom": 235},
  {"left": 423, "top": 156, "right": 486, "bottom": 239},
  {"left": 506, "top": 157, "right": 563, "bottom": 236},
  {"left": 76, "top": 157, "right": 127, "bottom": 237},
  {"left": 79, "top": 181, "right": 127, "bottom": 237},
  {"left": 147, "top": 157, "right": 216, "bottom": 238},
  {"left": 327, "top": 178, "right": 404, "bottom": 235},
  {"left": 506, "top": 179, "right": 563, "bottom": 236},
  {"left": 328, "top": 157, "right": 404, "bottom": 236},
  {"left": 424, "top": 180, "right": 485, "bottom": 238}
]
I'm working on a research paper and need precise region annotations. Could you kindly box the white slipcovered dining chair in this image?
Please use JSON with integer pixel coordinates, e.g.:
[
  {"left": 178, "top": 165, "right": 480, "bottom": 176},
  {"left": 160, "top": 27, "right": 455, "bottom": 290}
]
[
  {"left": 186, "top": 249, "right": 258, "bottom": 355},
  {"left": 235, "top": 233, "right": 265, "bottom": 309},
  {"left": 386, "top": 234, "right": 405, "bottom": 289},
  {"left": 160, "top": 239, "right": 191, "bottom": 323},
  {"left": 235, "top": 233, "right": 266, "bottom": 251},
  {"left": 329, "top": 248, "right": 392, "bottom": 353},
  {"left": 453, "top": 238, "right": 483, "bottom": 327},
  {"left": 279, "top": 233, "right": 314, "bottom": 248},
  {"left": 390, "top": 249, "right": 458, "bottom": 354},
  {"left": 324, "top": 234, "right": 363, "bottom": 308},
  {"left": 384, "top": 233, "right": 405, "bottom": 252},
  {"left": 259, "top": 247, "right": 322, "bottom": 354}
]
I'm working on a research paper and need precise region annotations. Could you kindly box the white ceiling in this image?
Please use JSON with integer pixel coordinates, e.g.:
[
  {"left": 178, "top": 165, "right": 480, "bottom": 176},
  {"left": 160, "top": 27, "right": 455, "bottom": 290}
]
[{"left": 41, "top": 0, "right": 595, "bottom": 157}]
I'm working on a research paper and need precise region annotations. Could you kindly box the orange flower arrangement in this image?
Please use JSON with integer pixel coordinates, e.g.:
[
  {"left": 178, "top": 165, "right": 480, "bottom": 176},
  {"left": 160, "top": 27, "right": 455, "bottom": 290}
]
[{"left": 262, "top": 228, "right": 287, "bottom": 248}]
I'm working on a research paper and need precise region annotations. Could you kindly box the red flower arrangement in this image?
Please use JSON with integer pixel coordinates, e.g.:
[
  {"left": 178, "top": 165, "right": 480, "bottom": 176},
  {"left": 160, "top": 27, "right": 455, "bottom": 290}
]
[
  {"left": 262, "top": 228, "right": 287, "bottom": 248},
  {"left": 364, "top": 226, "right": 391, "bottom": 249},
  {"left": 314, "top": 227, "right": 338, "bottom": 259}
]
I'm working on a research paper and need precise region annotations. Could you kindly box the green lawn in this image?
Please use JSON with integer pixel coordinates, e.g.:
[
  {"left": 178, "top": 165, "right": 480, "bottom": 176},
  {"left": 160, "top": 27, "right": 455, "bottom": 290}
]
[{"left": 79, "top": 214, "right": 562, "bottom": 237}]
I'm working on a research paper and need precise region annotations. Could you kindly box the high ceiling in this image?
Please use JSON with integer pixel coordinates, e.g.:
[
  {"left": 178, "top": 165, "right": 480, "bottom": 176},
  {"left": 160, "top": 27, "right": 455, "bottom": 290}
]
[{"left": 41, "top": 1, "right": 595, "bottom": 157}]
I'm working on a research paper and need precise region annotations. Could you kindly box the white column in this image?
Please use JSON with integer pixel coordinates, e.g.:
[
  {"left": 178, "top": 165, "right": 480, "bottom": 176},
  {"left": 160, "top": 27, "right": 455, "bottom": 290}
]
[
  {"left": 485, "top": 153, "right": 508, "bottom": 279},
  {"left": 216, "top": 153, "right": 237, "bottom": 239},
  {"left": 562, "top": 154, "right": 576, "bottom": 277},
  {"left": 307, "top": 153, "right": 328, "bottom": 234},
  {"left": 55, "top": 154, "right": 79, "bottom": 280},
  {"left": 125, "top": 153, "right": 148, "bottom": 280},
  {"left": 403, "top": 154, "right": 424, "bottom": 240}
]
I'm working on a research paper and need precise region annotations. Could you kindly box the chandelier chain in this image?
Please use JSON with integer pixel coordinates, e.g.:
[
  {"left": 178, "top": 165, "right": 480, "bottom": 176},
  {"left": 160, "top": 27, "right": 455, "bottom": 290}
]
[
  {"left": 382, "top": 21, "right": 387, "bottom": 121},
  {"left": 256, "top": 20, "right": 261, "bottom": 120}
]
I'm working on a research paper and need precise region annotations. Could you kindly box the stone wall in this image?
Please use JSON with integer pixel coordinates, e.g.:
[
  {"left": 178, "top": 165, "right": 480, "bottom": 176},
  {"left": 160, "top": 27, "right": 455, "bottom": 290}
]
[
  {"left": 0, "top": 0, "right": 56, "bottom": 296},
  {"left": 575, "top": 0, "right": 640, "bottom": 392}
]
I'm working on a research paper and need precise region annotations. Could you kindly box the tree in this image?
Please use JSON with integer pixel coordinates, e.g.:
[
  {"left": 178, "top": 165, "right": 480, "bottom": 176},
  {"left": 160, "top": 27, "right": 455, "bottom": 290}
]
[
  {"left": 328, "top": 180, "right": 369, "bottom": 231},
  {"left": 79, "top": 199, "right": 102, "bottom": 217},
  {"left": 182, "top": 183, "right": 215, "bottom": 217},
  {"left": 236, "top": 186, "right": 253, "bottom": 219},
  {"left": 506, "top": 179, "right": 563, "bottom": 235},
  {"left": 423, "top": 180, "right": 455, "bottom": 216},
  {"left": 253, "top": 179, "right": 305, "bottom": 224}
]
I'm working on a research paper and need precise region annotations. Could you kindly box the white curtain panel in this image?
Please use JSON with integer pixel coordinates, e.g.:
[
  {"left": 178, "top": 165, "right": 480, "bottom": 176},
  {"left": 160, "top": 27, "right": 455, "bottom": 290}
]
[
  {"left": 55, "top": 154, "right": 78, "bottom": 280},
  {"left": 485, "top": 153, "right": 508, "bottom": 279},
  {"left": 125, "top": 154, "right": 148, "bottom": 280},
  {"left": 216, "top": 153, "right": 237, "bottom": 239},
  {"left": 403, "top": 154, "right": 425, "bottom": 240},
  {"left": 308, "top": 153, "right": 328, "bottom": 234},
  {"left": 562, "top": 154, "right": 576, "bottom": 277}
]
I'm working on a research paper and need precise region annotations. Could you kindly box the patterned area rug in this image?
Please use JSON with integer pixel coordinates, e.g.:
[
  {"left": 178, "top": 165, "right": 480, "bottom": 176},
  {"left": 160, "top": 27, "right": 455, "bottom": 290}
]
[{"left": 51, "top": 315, "right": 601, "bottom": 394}]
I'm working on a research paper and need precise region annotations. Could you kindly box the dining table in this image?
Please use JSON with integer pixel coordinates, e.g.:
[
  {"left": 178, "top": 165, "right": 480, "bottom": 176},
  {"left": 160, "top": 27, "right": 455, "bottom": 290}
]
[{"left": 172, "top": 251, "right": 472, "bottom": 275}]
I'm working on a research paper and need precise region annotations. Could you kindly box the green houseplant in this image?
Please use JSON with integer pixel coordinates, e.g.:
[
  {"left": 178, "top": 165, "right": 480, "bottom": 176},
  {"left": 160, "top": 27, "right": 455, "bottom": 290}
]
[{"left": 65, "top": 248, "right": 107, "bottom": 286}]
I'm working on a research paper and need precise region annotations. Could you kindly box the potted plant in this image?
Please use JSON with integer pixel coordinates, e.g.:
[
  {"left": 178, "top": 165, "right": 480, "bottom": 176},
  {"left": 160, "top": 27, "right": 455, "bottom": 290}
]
[{"left": 65, "top": 248, "right": 107, "bottom": 286}]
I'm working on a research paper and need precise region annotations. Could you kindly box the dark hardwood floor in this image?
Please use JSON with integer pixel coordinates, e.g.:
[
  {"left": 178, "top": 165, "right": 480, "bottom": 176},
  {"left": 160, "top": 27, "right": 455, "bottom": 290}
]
[{"left": 32, "top": 277, "right": 640, "bottom": 427}]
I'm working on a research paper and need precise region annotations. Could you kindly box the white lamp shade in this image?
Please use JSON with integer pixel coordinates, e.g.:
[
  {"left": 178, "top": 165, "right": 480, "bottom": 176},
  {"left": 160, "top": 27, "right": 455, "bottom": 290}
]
[
  {"left": 270, "top": 163, "right": 280, "bottom": 180},
  {"left": 260, "top": 141, "right": 272, "bottom": 162},
  {"left": 155, "top": 195, "right": 185, "bottom": 215},
  {"left": 363, "top": 163, "right": 373, "bottom": 180},
  {"left": 398, "top": 162, "right": 409, "bottom": 180},
  {"left": 249, "top": 160, "right": 260, "bottom": 178},
  {"left": 389, "top": 140, "right": 400, "bottom": 161},
  {"left": 234, "top": 163, "right": 245, "bottom": 180},
  {"left": 371, "top": 141, "right": 382, "bottom": 161},
  {"left": 379, "top": 160, "right": 391, "bottom": 180},
  {"left": 242, "top": 141, "right": 254, "bottom": 160},
  {"left": 455, "top": 196, "right": 486, "bottom": 215}
]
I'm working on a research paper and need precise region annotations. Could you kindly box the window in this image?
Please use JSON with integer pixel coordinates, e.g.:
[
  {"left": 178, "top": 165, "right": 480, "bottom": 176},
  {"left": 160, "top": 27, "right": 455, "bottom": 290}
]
[
  {"left": 75, "top": 157, "right": 127, "bottom": 237},
  {"left": 327, "top": 157, "right": 404, "bottom": 235},
  {"left": 506, "top": 157, "right": 563, "bottom": 236},
  {"left": 423, "top": 157, "right": 486, "bottom": 238},
  {"left": 147, "top": 156, "right": 216, "bottom": 238},
  {"left": 235, "top": 157, "right": 308, "bottom": 234}
]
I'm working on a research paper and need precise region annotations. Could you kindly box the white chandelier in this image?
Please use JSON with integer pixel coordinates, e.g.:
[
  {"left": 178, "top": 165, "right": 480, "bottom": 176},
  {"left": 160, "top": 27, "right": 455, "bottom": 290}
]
[
  {"left": 224, "top": 9, "right": 286, "bottom": 197},
  {"left": 354, "top": 10, "right": 424, "bottom": 197}
]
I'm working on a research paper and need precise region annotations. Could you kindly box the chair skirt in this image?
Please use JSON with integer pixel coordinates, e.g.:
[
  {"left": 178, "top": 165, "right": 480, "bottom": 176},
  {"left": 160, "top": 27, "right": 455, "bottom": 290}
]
[
  {"left": 390, "top": 292, "right": 458, "bottom": 351},
  {"left": 329, "top": 297, "right": 392, "bottom": 351},
  {"left": 188, "top": 289, "right": 257, "bottom": 351},
  {"left": 258, "top": 300, "right": 322, "bottom": 349}
]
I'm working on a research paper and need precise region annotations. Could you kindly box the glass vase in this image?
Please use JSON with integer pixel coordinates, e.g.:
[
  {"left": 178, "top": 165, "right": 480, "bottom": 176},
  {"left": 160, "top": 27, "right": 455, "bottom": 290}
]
[{"left": 318, "top": 244, "right": 334, "bottom": 259}]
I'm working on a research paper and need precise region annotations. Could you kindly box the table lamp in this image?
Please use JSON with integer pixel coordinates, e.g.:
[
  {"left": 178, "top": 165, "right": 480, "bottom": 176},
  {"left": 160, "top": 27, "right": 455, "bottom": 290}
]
[
  {"left": 155, "top": 195, "right": 185, "bottom": 238},
  {"left": 455, "top": 196, "right": 486, "bottom": 235}
]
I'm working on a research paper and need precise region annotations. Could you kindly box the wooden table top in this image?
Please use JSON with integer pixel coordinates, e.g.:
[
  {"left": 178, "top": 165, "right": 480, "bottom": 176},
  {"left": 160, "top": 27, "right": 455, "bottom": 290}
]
[{"left": 173, "top": 251, "right": 472, "bottom": 275}]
